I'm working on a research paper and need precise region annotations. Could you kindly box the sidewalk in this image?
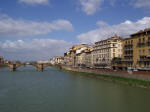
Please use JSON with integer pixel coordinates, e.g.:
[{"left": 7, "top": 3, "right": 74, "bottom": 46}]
[{"left": 62, "top": 66, "right": 150, "bottom": 81}]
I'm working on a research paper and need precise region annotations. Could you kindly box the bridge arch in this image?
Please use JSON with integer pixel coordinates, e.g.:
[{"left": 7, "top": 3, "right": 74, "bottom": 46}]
[{"left": 7, "top": 63, "right": 55, "bottom": 72}]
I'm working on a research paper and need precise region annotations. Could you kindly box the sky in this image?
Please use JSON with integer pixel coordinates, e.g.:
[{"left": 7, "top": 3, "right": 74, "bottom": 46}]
[{"left": 0, "top": 0, "right": 150, "bottom": 61}]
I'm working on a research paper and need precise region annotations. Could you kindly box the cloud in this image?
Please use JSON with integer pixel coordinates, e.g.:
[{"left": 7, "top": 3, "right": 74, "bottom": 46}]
[
  {"left": 77, "top": 17, "right": 150, "bottom": 43},
  {"left": 0, "top": 14, "right": 73, "bottom": 37},
  {"left": 133, "top": 0, "right": 150, "bottom": 8},
  {"left": 0, "top": 39, "right": 72, "bottom": 61},
  {"left": 19, "top": 0, "right": 49, "bottom": 5},
  {"left": 96, "top": 20, "right": 109, "bottom": 27},
  {"left": 78, "top": 0, "right": 104, "bottom": 15},
  {"left": 109, "top": 0, "right": 116, "bottom": 6}
]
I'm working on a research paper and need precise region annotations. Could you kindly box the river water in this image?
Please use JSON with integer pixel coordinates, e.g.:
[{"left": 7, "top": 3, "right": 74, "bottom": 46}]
[{"left": 0, "top": 66, "right": 150, "bottom": 112}]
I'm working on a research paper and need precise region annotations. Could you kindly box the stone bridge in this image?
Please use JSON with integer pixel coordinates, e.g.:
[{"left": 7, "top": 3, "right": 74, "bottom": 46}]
[
  {"left": 6, "top": 63, "right": 59, "bottom": 72},
  {"left": 29, "top": 63, "right": 53, "bottom": 72},
  {"left": 8, "top": 63, "right": 21, "bottom": 71}
]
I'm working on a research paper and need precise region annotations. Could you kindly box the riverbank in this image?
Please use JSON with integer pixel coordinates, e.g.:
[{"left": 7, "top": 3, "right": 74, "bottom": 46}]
[
  {"left": 0, "top": 64, "right": 7, "bottom": 68},
  {"left": 62, "top": 66, "right": 150, "bottom": 89}
]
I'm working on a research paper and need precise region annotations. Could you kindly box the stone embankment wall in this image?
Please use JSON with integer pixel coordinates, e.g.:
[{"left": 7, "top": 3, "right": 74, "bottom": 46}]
[
  {"left": 0, "top": 64, "right": 7, "bottom": 68},
  {"left": 62, "top": 66, "right": 150, "bottom": 81}
]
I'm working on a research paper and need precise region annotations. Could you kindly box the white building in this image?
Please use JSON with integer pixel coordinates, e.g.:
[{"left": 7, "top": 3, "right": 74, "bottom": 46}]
[{"left": 92, "top": 35, "right": 123, "bottom": 68}]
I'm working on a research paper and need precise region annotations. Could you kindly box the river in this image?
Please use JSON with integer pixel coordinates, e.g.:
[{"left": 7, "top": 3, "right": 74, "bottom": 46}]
[{"left": 0, "top": 65, "right": 150, "bottom": 112}]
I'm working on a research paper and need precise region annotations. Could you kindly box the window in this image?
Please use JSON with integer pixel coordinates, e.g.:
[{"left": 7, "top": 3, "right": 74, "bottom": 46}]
[
  {"left": 143, "top": 49, "right": 145, "bottom": 54},
  {"left": 128, "top": 41, "right": 130, "bottom": 44},
  {"left": 114, "top": 39, "right": 117, "bottom": 42},
  {"left": 148, "top": 37, "right": 150, "bottom": 46},
  {"left": 149, "top": 49, "right": 150, "bottom": 54},
  {"left": 139, "top": 50, "right": 141, "bottom": 54},
  {"left": 113, "top": 53, "right": 115, "bottom": 57},
  {"left": 113, "top": 49, "right": 115, "bottom": 52},
  {"left": 139, "top": 62, "right": 141, "bottom": 67},
  {"left": 144, "top": 62, "right": 147, "bottom": 67},
  {"left": 143, "top": 38, "right": 145, "bottom": 42}
]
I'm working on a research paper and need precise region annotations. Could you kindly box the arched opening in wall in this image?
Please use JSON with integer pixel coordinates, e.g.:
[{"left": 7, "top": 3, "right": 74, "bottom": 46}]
[
  {"left": 17, "top": 65, "right": 37, "bottom": 71},
  {"left": 43, "top": 66, "right": 53, "bottom": 71}
]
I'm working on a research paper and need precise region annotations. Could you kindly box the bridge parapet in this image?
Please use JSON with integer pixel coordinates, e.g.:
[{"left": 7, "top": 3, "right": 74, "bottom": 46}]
[
  {"left": 28, "top": 63, "right": 53, "bottom": 71},
  {"left": 7, "top": 62, "right": 57, "bottom": 72}
]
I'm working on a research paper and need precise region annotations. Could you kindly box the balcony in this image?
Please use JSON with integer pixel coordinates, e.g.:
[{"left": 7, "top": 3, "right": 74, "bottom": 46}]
[
  {"left": 124, "top": 44, "right": 133, "bottom": 46},
  {"left": 122, "top": 59, "right": 133, "bottom": 62},
  {"left": 137, "top": 58, "right": 150, "bottom": 62},
  {"left": 124, "top": 54, "right": 133, "bottom": 56},
  {"left": 124, "top": 48, "right": 133, "bottom": 51}
]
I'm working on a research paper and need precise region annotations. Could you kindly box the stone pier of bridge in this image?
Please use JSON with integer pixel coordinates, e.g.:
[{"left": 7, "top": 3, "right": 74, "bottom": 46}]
[
  {"left": 9, "top": 64, "right": 17, "bottom": 71},
  {"left": 36, "top": 64, "right": 44, "bottom": 72}
]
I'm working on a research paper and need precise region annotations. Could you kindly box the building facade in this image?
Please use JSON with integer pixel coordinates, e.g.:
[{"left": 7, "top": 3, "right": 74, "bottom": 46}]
[
  {"left": 76, "top": 46, "right": 93, "bottom": 67},
  {"left": 122, "top": 28, "right": 150, "bottom": 70},
  {"left": 52, "top": 56, "right": 64, "bottom": 65},
  {"left": 84, "top": 48, "right": 93, "bottom": 67},
  {"left": 92, "top": 36, "right": 123, "bottom": 68},
  {"left": 64, "top": 52, "right": 71, "bottom": 66},
  {"left": 64, "top": 44, "right": 93, "bottom": 67},
  {"left": 64, "top": 44, "right": 88, "bottom": 66},
  {"left": 37, "top": 60, "right": 51, "bottom": 64},
  {"left": 0, "top": 56, "right": 4, "bottom": 64},
  {"left": 62, "top": 28, "right": 150, "bottom": 71}
]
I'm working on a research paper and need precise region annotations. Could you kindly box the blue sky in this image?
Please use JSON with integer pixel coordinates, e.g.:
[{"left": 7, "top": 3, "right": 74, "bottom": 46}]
[{"left": 0, "top": 0, "right": 150, "bottom": 61}]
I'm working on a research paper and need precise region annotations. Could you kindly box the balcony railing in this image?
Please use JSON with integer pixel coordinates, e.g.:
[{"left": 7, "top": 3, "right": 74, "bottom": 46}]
[
  {"left": 122, "top": 59, "right": 133, "bottom": 62},
  {"left": 137, "top": 59, "right": 150, "bottom": 62},
  {"left": 124, "top": 44, "right": 133, "bottom": 47},
  {"left": 124, "top": 54, "right": 133, "bottom": 56},
  {"left": 124, "top": 48, "right": 133, "bottom": 51}
]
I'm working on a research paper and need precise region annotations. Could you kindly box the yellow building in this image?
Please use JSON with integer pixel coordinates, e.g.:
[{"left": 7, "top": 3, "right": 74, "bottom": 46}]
[
  {"left": 92, "top": 35, "right": 123, "bottom": 68},
  {"left": 122, "top": 28, "right": 150, "bottom": 70}
]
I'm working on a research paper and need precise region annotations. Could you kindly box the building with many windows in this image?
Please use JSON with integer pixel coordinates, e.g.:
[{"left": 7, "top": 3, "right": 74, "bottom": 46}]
[
  {"left": 64, "top": 44, "right": 90, "bottom": 66},
  {"left": 76, "top": 45, "right": 93, "bottom": 67},
  {"left": 121, "top": 28, "right": 150, "bottom": 70},
  {"left": 52, "top": 56, "right": 64, "bottom": 65},
  {"left": 92, "top": 35, "right": 123, "bottom": 68},
  {"left": 62, "top": 28, "right": 150, "bottom": 71}
]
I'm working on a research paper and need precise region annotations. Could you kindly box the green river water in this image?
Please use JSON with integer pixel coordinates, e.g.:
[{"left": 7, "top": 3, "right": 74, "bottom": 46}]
[{"left": 0, "top": 66, "right": 150, "bottom": 112}]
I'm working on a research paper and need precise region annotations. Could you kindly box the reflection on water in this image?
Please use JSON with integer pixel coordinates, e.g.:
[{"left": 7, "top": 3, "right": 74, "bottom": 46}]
[{"left": 0, "top": 66, "right": 150, "bottom": 112}]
